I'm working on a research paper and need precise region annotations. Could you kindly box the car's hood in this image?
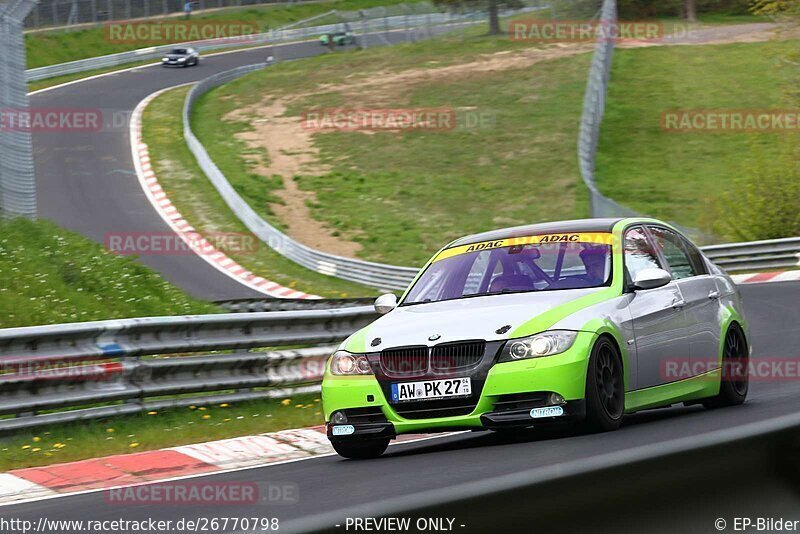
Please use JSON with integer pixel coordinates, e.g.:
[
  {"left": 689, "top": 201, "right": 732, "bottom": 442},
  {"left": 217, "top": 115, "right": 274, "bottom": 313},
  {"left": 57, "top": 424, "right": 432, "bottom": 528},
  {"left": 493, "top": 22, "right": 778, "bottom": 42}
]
[
  {"left": 165, "top": 54, "right": 187, "bottom": 59},
  {"left": 361, "top": 288, "right": 604, "bottom": 349}
]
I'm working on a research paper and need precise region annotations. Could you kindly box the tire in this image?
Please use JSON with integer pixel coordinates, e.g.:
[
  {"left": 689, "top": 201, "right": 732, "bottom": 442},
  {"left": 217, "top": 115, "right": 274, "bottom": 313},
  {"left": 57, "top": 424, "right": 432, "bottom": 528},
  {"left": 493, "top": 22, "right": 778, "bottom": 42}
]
[
  {"left": 583, "top": 336, "right": 625, "bottom": 432},
  {"left": 331, "top": 439, "right": 389, "bottom": 460},
  {"left": 702, "top": 324, "right": 749, "bottom": 408}
]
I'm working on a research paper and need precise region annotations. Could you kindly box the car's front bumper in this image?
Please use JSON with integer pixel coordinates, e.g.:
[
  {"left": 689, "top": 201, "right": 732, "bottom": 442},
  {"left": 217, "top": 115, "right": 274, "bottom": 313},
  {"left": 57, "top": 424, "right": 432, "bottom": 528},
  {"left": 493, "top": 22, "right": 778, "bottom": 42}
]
[{"left": 322, "top": 331, "right": 596, "bottom": 440}]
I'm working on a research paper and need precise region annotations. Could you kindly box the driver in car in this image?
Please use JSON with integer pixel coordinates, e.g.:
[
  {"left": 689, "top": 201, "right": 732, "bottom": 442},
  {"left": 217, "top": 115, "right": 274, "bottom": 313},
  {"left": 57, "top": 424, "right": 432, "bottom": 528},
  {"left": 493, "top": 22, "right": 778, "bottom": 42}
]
[{"left": 580, "top": 246, "right": 609, "bottom": 286}]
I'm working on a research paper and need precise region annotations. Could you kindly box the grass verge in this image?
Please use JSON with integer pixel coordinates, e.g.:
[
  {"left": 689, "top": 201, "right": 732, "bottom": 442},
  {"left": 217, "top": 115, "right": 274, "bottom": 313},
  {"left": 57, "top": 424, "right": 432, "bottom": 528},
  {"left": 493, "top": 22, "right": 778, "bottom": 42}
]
[
  {"left": 0, "top": 218, "right": 218, "bottom": 328},
  {"left": 596, "top": 38, "right": 800, "bottom": 240},
  {"left": 0, "top": 392, "right": 323, "bottom": 470},
  {"left": 142, "top": 86, "right": 377, "bottom": 297},
  {"left": 192, "top": 28, "right": 594, "bottom": 266}
]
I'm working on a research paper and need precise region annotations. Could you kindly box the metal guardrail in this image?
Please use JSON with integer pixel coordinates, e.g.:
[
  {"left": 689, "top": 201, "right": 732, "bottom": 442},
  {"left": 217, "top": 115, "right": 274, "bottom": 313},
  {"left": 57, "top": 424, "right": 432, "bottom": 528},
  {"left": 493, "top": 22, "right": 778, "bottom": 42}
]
[
  {"left": 701, "top": 237, "right": 800, "bottom": 273},
  {"left": 0, "top": 307, "right": 378, "bottom": 432},
  {"left": 217, "top": 297, "right": 377, "bottom": 312}
]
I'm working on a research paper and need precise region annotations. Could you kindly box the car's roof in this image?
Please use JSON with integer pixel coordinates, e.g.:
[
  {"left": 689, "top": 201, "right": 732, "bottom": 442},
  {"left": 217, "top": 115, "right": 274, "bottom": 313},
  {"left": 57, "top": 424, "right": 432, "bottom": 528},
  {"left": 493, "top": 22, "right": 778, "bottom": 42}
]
[{"left": 448, "top": 218, "right": 626, "bottom": 247}]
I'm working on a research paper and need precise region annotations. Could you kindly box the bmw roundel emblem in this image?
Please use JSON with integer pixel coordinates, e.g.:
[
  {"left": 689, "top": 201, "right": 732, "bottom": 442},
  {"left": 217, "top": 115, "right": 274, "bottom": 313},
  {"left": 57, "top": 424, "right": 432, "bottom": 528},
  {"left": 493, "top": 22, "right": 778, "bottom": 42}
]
[{"left": 428, "top": 334, "right": 441, "bottom": 341}]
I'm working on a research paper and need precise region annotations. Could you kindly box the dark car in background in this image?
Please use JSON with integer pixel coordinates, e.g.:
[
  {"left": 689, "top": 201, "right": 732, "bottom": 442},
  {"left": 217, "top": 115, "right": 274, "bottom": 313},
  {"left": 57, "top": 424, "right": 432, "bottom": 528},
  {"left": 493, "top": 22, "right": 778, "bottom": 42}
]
[{"left": 161, "top": 47, "right": 200, "bottom": 67}]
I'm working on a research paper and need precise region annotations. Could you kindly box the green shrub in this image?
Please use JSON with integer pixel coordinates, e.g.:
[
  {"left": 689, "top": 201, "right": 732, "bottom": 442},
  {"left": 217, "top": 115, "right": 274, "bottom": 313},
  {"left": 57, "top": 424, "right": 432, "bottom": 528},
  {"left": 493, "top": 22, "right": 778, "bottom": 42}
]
[{"left": 714, "top": 138, "right": 800, "bottom": 241}]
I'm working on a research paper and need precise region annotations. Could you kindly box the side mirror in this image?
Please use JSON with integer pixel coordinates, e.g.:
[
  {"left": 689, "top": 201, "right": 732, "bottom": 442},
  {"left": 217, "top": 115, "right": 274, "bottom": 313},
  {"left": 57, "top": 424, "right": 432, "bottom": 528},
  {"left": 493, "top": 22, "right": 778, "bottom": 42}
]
[
  {"left": 632, "top": 268, "right": 672, "bottom": 290},
  {"left": 374, "top": 293, "right": 398, "bottom": 315}
]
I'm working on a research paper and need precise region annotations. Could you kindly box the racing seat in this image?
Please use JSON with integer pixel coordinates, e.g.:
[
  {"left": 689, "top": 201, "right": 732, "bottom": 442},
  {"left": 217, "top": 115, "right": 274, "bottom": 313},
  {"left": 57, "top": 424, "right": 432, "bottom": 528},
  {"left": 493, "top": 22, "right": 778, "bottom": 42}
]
[{"left": 489, "top": 274, "right": 535, "bottom": 293}]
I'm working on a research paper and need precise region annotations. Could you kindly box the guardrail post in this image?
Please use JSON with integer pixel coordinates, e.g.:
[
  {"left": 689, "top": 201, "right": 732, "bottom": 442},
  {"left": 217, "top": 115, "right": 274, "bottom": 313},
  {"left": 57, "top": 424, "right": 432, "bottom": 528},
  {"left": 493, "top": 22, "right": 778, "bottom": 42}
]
[{"left": 0, "top": 0, "right": 38, "bottom": 219}]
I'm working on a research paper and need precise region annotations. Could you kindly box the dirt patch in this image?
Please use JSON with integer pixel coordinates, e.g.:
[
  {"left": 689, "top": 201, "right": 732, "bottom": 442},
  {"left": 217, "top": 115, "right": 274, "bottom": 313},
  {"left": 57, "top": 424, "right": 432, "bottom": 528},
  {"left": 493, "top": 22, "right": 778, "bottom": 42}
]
[{"left": 225, "top": 101, "right": 359, "bottom": 256}]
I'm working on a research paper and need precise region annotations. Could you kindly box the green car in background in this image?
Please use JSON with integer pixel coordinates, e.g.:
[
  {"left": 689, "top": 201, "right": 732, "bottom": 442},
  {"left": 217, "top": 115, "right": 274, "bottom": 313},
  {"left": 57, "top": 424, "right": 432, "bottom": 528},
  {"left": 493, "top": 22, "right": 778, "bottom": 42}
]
[
  {"left": 320, "top": 30, "right": 357, "bottom": 46},
  {"left": 322, "top": 218, "right": 750, "bottom": 459}
]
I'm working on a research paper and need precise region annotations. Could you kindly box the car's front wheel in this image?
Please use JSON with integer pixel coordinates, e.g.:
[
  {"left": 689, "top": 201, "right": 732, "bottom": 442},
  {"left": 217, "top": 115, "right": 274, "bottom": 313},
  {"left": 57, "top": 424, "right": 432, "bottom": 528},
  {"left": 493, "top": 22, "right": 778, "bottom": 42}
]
[
  {"left": 583, "top": 336, "right": 624, "bottom": 432},
  {"left": 703, "top": 324, "right": 749, "bottom": 408},
  {"left": 332, "top": 438, "right": 389, "bottom": 460}
]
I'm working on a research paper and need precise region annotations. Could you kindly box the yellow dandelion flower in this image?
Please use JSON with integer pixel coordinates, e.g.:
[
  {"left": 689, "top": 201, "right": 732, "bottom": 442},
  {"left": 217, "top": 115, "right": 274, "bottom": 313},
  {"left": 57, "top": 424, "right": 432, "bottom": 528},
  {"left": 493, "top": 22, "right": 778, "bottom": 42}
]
[{"left": 129, "top": 442, "right": 140, "bottom": 448}]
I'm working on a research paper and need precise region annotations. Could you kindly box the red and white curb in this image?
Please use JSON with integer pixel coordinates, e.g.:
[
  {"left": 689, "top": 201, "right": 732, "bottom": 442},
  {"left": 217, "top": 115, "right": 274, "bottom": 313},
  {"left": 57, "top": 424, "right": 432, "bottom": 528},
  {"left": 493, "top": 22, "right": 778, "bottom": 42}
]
[
  {"left": 0, "top": 427, "right": 454, "bottom": 506},
  {"left": 129, "top": 88, "right": 317, "bottom": 299},
  {"left": 731, "top": 271, "right": 800, "bottom": 285}
]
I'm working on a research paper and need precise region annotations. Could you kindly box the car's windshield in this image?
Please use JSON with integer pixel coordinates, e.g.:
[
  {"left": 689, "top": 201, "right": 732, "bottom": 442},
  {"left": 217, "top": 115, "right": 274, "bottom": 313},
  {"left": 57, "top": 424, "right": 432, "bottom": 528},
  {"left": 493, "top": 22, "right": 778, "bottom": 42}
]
[
  {"left": 171, "top": 48, "right": 188, "bottom": 55},
  {"left": 403, "top": 233, "right": 613, "bottom": 305}
]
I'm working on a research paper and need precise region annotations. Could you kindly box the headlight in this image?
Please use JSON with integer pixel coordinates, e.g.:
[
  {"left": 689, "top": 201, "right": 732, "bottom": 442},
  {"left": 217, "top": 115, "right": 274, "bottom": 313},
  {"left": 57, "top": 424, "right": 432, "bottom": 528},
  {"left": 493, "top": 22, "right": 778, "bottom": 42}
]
[
  {"left": 499, "top": 330, "right": 578, "bottom": 362},
  {"left": 330, "top": 350, "right": 372, "bottom": 376},
  {"left": 178, "top": 57, "right": 186, "bottom": 62},
  {"left": 161, "top": 57, "right": 169, "bottom": 61}
]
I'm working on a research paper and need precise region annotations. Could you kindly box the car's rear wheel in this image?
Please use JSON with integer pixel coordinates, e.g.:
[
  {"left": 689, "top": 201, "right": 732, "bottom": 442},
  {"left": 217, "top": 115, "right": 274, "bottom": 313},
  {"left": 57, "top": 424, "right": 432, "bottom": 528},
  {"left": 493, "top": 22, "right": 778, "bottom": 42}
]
[
  {"left": 583, "top": 337, "right": 624, "bottom": 432},
  {"left": 702, "top": 324, "right": 749, "bottom": 408},
  {"left": 332, "top": 438, "right": 389, "bottom": 460}
]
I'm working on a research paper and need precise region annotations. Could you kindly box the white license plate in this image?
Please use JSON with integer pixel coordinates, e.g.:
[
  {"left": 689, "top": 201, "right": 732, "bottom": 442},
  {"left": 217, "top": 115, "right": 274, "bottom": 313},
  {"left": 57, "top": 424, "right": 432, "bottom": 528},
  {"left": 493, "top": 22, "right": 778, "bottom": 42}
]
[{"left": 391, "top": 378, "right": 471, "bottom": 403}]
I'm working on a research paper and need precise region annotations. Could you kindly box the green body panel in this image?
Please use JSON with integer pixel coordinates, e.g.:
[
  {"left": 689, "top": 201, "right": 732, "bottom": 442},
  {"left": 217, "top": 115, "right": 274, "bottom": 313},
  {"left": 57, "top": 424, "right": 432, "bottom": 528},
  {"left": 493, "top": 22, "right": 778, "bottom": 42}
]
[
  {"left": 342, "top": 325, "right": 369, "bottom": 353},
  {"left": 625, "top": 369, "right": 721, "bottom": 412}
]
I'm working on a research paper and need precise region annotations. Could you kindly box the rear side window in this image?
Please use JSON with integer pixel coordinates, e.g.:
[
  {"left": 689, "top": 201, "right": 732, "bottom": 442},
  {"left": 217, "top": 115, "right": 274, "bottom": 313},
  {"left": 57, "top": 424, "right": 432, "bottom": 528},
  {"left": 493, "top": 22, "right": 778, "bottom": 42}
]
[
  {"left": 647, "top": 226, "right": 703, "bottom": 280},
  {"left": 623, "top": 226, "right": 661, "bottom": 281},
  {"left": 680, "top": 236, "right": 708, "bottom": 276}
]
